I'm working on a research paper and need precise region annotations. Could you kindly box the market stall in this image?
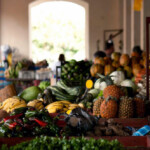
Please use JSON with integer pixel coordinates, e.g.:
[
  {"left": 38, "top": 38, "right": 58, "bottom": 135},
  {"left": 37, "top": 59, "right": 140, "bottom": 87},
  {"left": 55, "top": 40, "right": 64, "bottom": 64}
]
[{"left": 0, "top": 17, "right": 150, "bottom": 150}]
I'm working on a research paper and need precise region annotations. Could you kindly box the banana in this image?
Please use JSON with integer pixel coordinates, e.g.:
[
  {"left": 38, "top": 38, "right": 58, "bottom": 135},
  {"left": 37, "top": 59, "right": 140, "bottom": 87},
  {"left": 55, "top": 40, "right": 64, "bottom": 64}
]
[
  {"left": 0, "top": 102, "right": 2, "bottom": 109},
  {"left": 10, "top": 104, "right": 27, "bottom": 112},
  {"left": 78, "top": 103, "right": 85, "bottom": 109},
  {"left": 46, "top": 105, "right": 63, "bottom": 111},
  {"left": 27, "top": 99, "right": 44, "bottom": 110},
  {"left": 63, "top": 104, "right": 69, "bottom": 108},
  {"left": 62, "top": 108, "right": 68, "bottom": 112},
  {"left": 68, "top": 106, "right": 79, "bottom": 110},
  {"left": 27, "top": 100, "right": 39, "bottom": 107},
  {"left": 35, "top": 102, "right": 44, "bottom": 110},
  {"left": 45, "top": 103, "right": 63, "bottom": 109},
  {"left": 11, "top": 100, "right": 26, "bottom": 109},
  {"left": 69, "top": 104, "right": 79, "bottom": 107},
  {"left": 2, "top": 98, "right": 20, "bottom": 105},
  {"left": 50, "top": 101, "right": 63, "bottom": 105},
  {"left": 36, "top": 104, "right": 44, "bottom": 110},
  {"left": 59, "top": 101, "right": 71, "bottom": 104},
  {"left": 3, "top": 102, "right": 13, "bottom": 111},
  {"left": 47, "top": 108, "right": 57, "bottom": 113}
]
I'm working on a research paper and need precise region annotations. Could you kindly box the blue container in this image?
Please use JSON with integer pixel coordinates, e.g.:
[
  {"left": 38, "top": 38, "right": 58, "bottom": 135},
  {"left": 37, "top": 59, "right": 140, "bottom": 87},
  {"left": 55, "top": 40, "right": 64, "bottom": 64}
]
[{"left": 133, "top": 125, "right": 150, "bottom": 136}]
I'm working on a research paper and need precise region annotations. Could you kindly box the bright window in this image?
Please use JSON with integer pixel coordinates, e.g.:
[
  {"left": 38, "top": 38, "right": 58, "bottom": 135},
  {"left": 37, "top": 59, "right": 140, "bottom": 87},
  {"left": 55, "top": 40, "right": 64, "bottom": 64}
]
[{"left": 30, "top": 1, "right": 87, "bottom": 66}]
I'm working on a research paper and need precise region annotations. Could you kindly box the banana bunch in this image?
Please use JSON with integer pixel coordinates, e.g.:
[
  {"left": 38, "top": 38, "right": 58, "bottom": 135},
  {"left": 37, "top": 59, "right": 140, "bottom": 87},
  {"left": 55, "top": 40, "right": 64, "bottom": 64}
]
[
  {"left": 0, "top": 97, "right": 27, "bottom": 113},
  {"left": 45, "top": 101, "right": 83, "bottom": 114},
  {"left": 27, "top": 99, "right": 44, "bottom": 110}
]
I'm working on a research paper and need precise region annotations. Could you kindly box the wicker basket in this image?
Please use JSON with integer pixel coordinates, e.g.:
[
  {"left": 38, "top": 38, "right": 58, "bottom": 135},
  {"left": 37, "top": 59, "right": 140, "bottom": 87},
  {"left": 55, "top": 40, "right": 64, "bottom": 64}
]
[{"left": 0, "top": 84, "right": 16, "bottom": 102}]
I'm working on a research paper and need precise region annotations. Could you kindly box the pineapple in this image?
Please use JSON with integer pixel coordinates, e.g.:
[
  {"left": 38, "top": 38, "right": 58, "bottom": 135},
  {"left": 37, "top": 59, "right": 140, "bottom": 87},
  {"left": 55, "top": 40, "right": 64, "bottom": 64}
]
[
  {"left": 96, "top": 74, "right": 121, "bottom": 100},
  {"left": 103, "top": 85, "right": 121, "bottom": 100},
  {"left": 93, "top": 97, "right": 104, "bottom": 117},
  {"left": 134, "top": 95, "right": 145, "bottom": 118},
  {"left": 100, "top": 98, "right": 118, "bottom": 118},
  {"left": 118, "top": 96, "right": 134, "bottom": 118}
]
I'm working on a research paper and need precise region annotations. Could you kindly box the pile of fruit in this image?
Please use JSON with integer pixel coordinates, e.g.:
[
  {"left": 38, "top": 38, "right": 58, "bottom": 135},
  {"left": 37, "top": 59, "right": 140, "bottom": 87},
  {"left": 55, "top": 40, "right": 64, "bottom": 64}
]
[
  {"left": 0, "top": 96, "right": 83, "bottom": 115},
  {"left": 4, "top": 59, "right": 35, "bottom": 78},
  {"left": 92, "top": 75, "right": 145, "bottom": 118},
  {"left": 90, "top": 51, "right": 146, "bottom": 79},
  {"left": 45, "top": 101, "right": 83, "bottom": 114},
  {"left": 61, "top": 60, "right": 92, "bottom": 86}
]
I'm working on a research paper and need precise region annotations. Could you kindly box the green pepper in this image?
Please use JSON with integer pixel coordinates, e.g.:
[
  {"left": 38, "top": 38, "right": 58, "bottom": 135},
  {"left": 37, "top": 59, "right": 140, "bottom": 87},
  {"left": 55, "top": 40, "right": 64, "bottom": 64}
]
[
  {"left": 0, "top": 125, "right": 9, "bottom": 137},
  {"left": 25, "top": 110, "right": 39, "bottom": 118},
  {"left": 10, "top": 107, "right": 27, "bottom": 116}
]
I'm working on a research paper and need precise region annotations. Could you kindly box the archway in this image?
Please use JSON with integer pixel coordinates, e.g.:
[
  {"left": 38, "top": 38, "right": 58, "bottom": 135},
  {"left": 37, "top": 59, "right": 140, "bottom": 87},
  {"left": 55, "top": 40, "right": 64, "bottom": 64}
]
[{"left": 29, "top": 0, "right": 89, "bottom": 65}]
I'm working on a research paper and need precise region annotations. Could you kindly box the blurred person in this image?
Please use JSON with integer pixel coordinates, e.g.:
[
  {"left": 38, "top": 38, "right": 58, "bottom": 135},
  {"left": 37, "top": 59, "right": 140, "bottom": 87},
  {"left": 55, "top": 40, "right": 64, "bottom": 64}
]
[
  {"left": 93, "top": 50, "right": 106, "bottom": 59},
  {"left": 105, "top": 39, "right": 115, "bottom": 57},
  {"left": 51, "top": 53, "right": 66, "bottom": 76},
  {"left": 132, "top": 45, "right": 143, "bottom": 55}
]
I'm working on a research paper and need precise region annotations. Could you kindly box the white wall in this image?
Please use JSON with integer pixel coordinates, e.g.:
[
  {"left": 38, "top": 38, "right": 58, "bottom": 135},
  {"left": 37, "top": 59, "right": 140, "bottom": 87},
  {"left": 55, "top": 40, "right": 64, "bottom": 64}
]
[{"left": 0, "top": 0, "right": 123, "bottom": 60}]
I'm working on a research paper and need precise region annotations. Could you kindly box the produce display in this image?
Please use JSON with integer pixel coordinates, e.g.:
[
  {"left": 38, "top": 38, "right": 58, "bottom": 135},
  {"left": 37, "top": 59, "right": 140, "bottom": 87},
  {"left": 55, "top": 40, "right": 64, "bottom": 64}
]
[
  {"left": 4, "top": 59, "right": 35, "bottom": 78},
  {"left": 91, "top": 51, "right": 146, "bottom": 79},
  {"left": 92, "top": 70, "right": 146, "bottom": 118},
  {"left": 61, "top": 60, "right": 92, "bottom": 86},
  {"left": 1, "top": 136, "right": 124, "bottom": 150},
  {"left": 86, "top": 119, "right": 131, "bottom": 136},
  {"left": 0, "top": 50, "right": 149, "bottom": 149},
  {"left": 45, "top": 101, "right": 83, "bottom": 114}
]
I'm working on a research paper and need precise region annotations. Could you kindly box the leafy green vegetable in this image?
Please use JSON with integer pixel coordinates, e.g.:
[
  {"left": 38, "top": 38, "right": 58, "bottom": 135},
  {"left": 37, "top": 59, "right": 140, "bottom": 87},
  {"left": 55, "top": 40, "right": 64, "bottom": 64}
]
[
  {"left": 96, "top": 90, "right": 103, "bottom": 98},
  {"left": 1, "top": 136, "right": 124, "bottom": 150},
  {"left": 39, "top": 81, "right": 50, "bottom": 91}
]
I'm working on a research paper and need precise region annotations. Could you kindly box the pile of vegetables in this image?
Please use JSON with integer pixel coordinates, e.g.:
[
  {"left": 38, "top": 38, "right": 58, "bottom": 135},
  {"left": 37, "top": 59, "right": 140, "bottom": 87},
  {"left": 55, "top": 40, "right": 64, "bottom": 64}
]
[
  {"left": 1, "top": 136, "right": 124, "bottom": 150},
  {"left": 86, "top": 119, "right": 132, "bottom": 136},
  {"left": 0, "top": 107, "right": 61, "bottom": 137},
  {"left": 38, "top": 80, "right": 85, "bottom": 103}
]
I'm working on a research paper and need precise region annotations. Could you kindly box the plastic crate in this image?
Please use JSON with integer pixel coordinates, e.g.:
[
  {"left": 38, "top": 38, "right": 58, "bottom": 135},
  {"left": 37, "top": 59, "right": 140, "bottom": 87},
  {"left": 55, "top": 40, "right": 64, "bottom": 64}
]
[
  {"left": 18, "top": 71, "right": 35, "bottom": 79},
  {"left": 35, "top": 70, "right": 53, "bottom": 80}
]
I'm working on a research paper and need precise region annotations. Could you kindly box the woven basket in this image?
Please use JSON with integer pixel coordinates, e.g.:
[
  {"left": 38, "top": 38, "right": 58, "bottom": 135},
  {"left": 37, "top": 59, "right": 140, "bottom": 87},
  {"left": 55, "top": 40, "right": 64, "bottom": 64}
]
[{"left": 0, "top": 84, "right": 16, "bottom": 102}]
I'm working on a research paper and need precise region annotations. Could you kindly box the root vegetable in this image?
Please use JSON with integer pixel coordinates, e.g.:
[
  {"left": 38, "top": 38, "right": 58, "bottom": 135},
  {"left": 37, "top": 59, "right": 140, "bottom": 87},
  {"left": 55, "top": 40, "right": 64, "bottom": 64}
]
[
  {"left": 105, "top": 128, "right": 113, "bottom": 136},
  {"left": 107, "top": 119, "right": 115, "bottom": 125},
  {"left": 86, "top": 131, "right": 95, "bottom": 136},
  {"left": 94, "top": 126, "right": 103, "bottom": 136},
  {"left": 109, "top": 125, "right": 130, "bottom": 136}
]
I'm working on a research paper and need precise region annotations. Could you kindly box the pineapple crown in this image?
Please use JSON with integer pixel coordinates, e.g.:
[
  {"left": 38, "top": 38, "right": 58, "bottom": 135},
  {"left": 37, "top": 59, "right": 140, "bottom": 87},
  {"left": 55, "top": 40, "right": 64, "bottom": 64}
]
[
  {"left": 120, "top": 96, "right": 133, "bottom": 101},
  {"left": 135, "top": 94, "right": 146, "bottom": 100},
  {"left": 97, "top": 73, "right": 114, "bottom": 86}
]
